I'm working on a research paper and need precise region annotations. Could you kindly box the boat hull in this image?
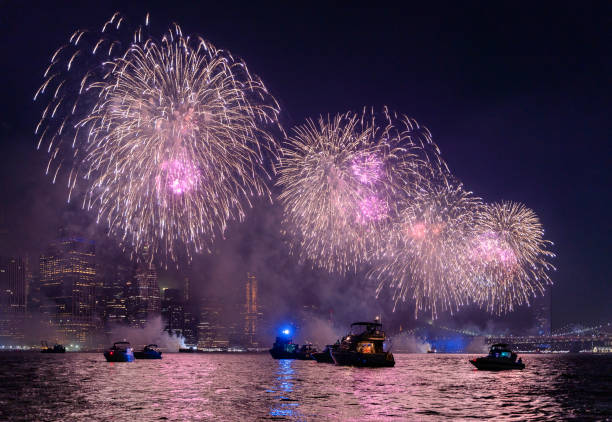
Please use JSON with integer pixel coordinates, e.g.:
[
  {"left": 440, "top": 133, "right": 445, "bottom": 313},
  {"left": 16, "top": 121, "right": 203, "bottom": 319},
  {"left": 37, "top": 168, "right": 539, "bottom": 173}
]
[
  {"left": 331, "top": 350, "right": 395, "bottom": 367},
  {"left": 269, "top": 349, "right": 298, "bottom": 359},
  {"left": 295, "top": 351, "right": 315, "bottom": 360},
  {"left": 269, "top": 348, "right": 316, "bottom": 360},
  {"left": 134, "top": 351, "right": 162, "bottom": 359},
  {"left": 313, "top": 350, "right": 334, "bottom": 363},
  {"left": 104, "top": 350, "right": 134, "bottom": 362},
  {"left": 470, "top": 358, "right": 525, "bottom": 371}
]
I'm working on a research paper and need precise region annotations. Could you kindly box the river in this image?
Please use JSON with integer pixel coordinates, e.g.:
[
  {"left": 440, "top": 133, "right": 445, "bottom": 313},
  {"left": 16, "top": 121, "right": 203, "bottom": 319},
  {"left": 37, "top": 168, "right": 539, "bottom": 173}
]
[{"left": 0, "top": 352, "right": 610, "bottom": 420}]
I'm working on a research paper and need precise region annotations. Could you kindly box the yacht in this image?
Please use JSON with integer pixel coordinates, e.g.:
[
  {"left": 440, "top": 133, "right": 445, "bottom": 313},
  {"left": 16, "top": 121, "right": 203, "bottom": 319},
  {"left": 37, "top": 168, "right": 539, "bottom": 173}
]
[
  {"left": 331, "top": 320, "right": 395, "bottom": 367},
  {"left": 470, "top": 343, "right": 525, "bottom": 370}
]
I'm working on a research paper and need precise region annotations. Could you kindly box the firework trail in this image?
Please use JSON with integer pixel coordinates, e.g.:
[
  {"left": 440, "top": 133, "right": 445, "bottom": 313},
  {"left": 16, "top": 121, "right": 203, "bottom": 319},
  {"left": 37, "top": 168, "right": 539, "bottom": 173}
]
[
  {"left": 277, "top": 108, "right": 448, "bottom": 274},
  {"left": 372, "top": 183, "right": 482, "bottom": 318},
  {"left": 34, "top": 13, "right": 281, "bottom": 261},
  {"left": 468, "top": 201, "right": 556, "bottom": 314}
]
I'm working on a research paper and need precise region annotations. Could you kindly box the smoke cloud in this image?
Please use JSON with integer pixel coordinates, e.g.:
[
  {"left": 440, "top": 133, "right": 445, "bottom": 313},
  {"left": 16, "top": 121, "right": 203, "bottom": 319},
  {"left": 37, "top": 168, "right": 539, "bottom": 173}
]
[
  {"left": 389, "top": 332, "right": 431, "bottom": 353},
  {"left": 106, "top": 317, "right": 185, "bottom": 352}
]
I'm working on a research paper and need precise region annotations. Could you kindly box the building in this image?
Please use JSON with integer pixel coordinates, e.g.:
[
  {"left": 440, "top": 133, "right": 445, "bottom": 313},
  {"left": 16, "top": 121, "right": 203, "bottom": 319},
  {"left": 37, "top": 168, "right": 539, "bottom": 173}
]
[
  {"left": 0, "top": 256, "right": 27, "bottom": 343},
  {"left": 243, "top": 272, "right": 262, "bottom": 347},
  {"left": 183, "top": 277, "right": 190, "bottom": 302},
  {"left": 39, "top": 237, "right": 97, "bottom": 346},
  {"left": 161, "top": 288, "right": 184, "bottom": 336},
  {"left": 533, "top": 286, "right": 552, "bottom": 336},
  {"left": 0, "top": 257, "right": 27, "bottom": 314},
  {"left": 127, "top": 259, "right": 160, "bottom": 328},
  {"left": 182, "top": 305, "right": 198, "bottom": 347},
  {"left": 101, "top": 264, "right": 131, "bottom": 328},
  {"left": 197, "top": 296, "right": 228, "bottom": 349}
]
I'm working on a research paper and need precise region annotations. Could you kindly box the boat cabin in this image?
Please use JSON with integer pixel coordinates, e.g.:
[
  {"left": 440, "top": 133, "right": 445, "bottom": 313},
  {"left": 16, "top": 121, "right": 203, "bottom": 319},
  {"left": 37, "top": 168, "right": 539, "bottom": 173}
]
[
  {"left": 488, "top": 343, "right": 516, "bottom": 360},
  {"left": 349, "top": 322, "right": 385, "bottom": 339},
  {"left": 342, "top": 322, "right": 386, "bottom": 353},
  {"left": 112, "top": 341, "right": 132, "bottom": 351}
]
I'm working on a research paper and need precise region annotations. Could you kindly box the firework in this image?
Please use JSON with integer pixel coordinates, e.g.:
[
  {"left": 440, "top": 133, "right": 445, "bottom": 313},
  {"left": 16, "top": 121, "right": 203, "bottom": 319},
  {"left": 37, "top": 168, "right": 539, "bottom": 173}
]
[
  {"left": 372, "top": 183, "right": 482, "bottom": 318},
  {"left": 468, "top": 201, "right": 555, "bottom": 314},
  {"left": 277, "top": 108, "right": 448, "bottom": 274},
  {"left": 34, "top": 14, "right": 281, "bottom": 261}
]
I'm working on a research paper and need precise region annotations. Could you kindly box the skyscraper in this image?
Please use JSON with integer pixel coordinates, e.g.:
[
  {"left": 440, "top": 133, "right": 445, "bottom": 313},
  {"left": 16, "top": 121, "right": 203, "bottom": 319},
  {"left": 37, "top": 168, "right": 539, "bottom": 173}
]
[
  {"left": 534, "top": 286, "right": 552, "bottom": 336},
  {"left": 127, "top": 259, "right": 160, "bottom": 328},
  {"left": 0, "top": 257, "right": 27, "bottom": 314},
  {"left": 0, "top": 256, "right": 27, "bottom": 343},
  {"left": 197, "top": 294, "right": 232, "bottom": 349},
  {"left": 243, "top": 272, "right": 261, "bottom": 347},
  {"left": 161, "top": 288, "right": 184, "bottom": 336},
  {"left": 39, "top": 236, "right": 97, "bottom": 345},
  {"left": 101, "top": 264, "right": 130, "bottom": 328}
]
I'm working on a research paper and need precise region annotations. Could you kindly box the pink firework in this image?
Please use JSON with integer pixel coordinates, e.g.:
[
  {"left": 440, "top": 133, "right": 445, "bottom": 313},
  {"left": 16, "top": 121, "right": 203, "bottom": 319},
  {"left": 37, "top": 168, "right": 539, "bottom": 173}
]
[
  {"left": 351, "top": 153, "right": 383, "bottom": 185},
  {"left": 357, "top": 195, "right": 389, "bottom": 224},
  {"left": 470, "top": 231, "right": 517, "bottom": 268},
  {"left": 158, "top": 159, "right": 199, "bottom": 195}
]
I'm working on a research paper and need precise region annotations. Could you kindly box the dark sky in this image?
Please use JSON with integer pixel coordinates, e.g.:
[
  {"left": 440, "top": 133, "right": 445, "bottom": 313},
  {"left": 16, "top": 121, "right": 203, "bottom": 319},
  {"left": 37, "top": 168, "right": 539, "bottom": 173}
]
[{"left": 0, "top": 1, "right": 610, "bottom": 329}]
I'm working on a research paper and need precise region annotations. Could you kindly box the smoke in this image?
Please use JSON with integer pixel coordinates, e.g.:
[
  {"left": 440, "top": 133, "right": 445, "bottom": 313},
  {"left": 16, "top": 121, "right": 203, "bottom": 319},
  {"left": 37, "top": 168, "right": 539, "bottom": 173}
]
[
  {"left": 107, "top": 317, "right": 185, "bottom": 352},
  {"left": 465, "top": 336, "right": 487, "bottom": 353},
  {"left": 296, "top": 316, "right": 344, "bottom": 347},
  {"left": 389, "top": 332, "right": 431, "bottom": 353}
]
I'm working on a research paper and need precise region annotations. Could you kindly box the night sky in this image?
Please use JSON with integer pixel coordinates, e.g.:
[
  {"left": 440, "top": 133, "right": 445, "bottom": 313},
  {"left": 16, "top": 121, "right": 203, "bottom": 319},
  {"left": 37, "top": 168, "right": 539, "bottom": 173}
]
[{"left": 0, "top": 1, "right": 609, "bottom": 329}]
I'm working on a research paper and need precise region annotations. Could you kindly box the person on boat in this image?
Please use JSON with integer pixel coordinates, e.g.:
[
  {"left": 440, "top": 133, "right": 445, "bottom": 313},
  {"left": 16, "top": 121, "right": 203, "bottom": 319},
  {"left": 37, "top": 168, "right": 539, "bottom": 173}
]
[{"left": 517, "top": 357, "right": 522, "bottom": 365}]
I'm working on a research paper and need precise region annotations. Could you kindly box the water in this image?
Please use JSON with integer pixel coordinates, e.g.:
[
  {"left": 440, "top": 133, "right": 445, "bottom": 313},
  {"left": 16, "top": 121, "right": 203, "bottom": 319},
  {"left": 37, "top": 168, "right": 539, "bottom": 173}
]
[{"left": 0, "top": 353, "right": 610, "bottom": 421}]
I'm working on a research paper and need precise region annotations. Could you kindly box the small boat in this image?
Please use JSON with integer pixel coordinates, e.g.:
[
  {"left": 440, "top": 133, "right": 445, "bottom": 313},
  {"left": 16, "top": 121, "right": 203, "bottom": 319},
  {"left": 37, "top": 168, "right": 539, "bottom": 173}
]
[
  {"left": 41, "top": 341, "right": 66, "bottom": 353},
  {"left": 179, "top": 347, "right": 197, "bottom": 353},
  {"left": 134, "top": 344, "right": 162, "bottom": 359},
  {"left": 470, "top": 343, "right": 525, "bottom": 370},
  {"left": 427, "top": 348, "right": 437, "bottom": 354},
  {"left": 313, "top": 344, "right": 338, "bottom": 363},
  {"left": 269, "top": 332, "right": 299, "bottom": 359},
  {"left": 295, "top": 343, "right": 318, "bottom": 360},
  {"left": 104, "top": 341, "right": 135, "bottom": 362},
  {"left": 331, "top": 320, "right": 395, "bottom": 368}
]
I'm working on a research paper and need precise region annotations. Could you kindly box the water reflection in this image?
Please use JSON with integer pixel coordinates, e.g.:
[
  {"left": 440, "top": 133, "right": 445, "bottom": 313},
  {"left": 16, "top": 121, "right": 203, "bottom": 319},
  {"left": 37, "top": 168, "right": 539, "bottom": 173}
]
[
  {"left": 0, "top": 353, "right": 609, "bottom": 420},
  {"left": 269, "top": 359, "right": 304, "bottom": 419}
]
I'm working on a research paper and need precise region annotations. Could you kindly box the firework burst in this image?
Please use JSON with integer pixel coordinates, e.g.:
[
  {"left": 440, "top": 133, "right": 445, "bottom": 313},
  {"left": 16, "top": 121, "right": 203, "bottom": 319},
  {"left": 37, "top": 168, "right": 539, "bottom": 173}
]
[
  {"left": 277, "top": 108, "right": 447, "bottom": 274},
  {"left": 468, "top": 201, "right": 555, "bottom": 314},
  {"left": 34, "top": 13, "right": 281, "bottom": 261},
  {"left": 373, "top": 183, "right": 482, "bottom": 318}
]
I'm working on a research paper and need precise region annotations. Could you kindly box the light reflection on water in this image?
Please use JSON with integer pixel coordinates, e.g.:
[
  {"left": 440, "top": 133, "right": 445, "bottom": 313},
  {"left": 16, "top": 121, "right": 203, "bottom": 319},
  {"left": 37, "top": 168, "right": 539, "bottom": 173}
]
[
  {"left": 269, "top": 359, "right": 302, "bottom": 419},
  {"left": 0, "top": 353, "right": 610, "bottom": 421}
]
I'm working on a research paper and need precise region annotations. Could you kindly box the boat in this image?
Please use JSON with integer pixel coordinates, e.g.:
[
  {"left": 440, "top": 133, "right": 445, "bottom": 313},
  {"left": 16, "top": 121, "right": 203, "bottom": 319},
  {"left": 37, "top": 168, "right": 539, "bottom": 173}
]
[
  {"left": 295, "top": 343, "right": 318, "bottom": 360},
  {"left": 427, "top": 348, "right": 437, "bottom": 354},
  {"left": 134, "top": 344, "right": 162, "bottom": 359},
  {"left": 40, "top": 341, "right": 66, "bottom": 353},
  {"left": 269, "top": 332, "right": 299, "bottom": 359},
  {"left": 470, "top": 343, "right": 525, "bottom": 370},
  {"left": 313, "top": 344, "right": 338, "bottom": 363},
  {"left": 103, "top": 341, "right": 135, "bottom": 362},
  {"left": 179, "top": 347, "right": 197, "bottom": 353},
  {"left": 331, "top": 320, "right": 395, "bottom": 367}
]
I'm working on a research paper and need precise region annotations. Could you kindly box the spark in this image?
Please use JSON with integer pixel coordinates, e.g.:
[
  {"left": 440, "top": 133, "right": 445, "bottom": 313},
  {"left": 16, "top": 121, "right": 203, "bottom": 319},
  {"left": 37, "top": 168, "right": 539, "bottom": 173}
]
[
  {"left": 34, "top": 13, "right": 281, "bottom": 262},
  {"left": 277, "top": 108, "right": 447, "bottom": 274}
]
